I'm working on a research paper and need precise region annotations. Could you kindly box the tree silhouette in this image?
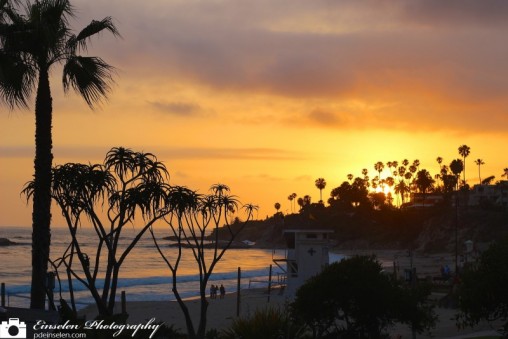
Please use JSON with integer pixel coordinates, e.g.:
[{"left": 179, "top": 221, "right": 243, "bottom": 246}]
[
  {"left": 329, "top": 178, "right": 370, "bottom": 209},
  {"left": 458, "top": 145, "right": 471, "bottom": 185},
  {"left": 415, "top": 170, "right": 435, "bottom": 194},
  {"left": 24, "top": 147, "right": 168, "bottom": 316},
  {"left": 374, "top": 162, "right": 385, "bottom": 189},
  {"left": 394, "top": 180, "right": 410, "bottom": 204},
  {"left": 481, "top": 176, "right": 495, "bottom": 185},
  {"left": 287, "top": 195, "right": 294, "bottom": 213},
  {"left": 296, "top": 197, "right": 303, "bottom": 211},
  {"left": 291, "top": 193, "right": 297, "bottom": 212},
  {"left": 474, "top": 159, "right": 485, "bottom": 185},
  {"left": 502, "top": 168, "right": 508, "bottom": 180},
  {"left": 436, "top": 157, "right": 443, "bottom": 188},
  {"left": 151, "top": 185, "right": 257, "bottom": 339},
  {"left": 450, "top": 159, "right": 464, "bottom": 190},
  {"left": 315, "top": 178, "right": 326, "bottom": 203},
  {"left": 274, "top": 202, "right": 281, "bottom": 213},
  {"left": 1, "top": 0, "right": 119, "bottom": 309}
]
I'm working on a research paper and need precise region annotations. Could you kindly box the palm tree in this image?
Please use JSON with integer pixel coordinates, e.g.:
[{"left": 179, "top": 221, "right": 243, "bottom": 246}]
[
  {"left": 291, "top": 193, "right": 297, "bottom": 212},
  {"left": 297, "top": 197, "right": 304, "bottom": 211},
  {"left": 413, "top": 159, "right": 420, "bottom": 170},
  {"left": 394, "top": 180, "right": 410, "bottom": 205},
  {"left": 374, "top": 161, "right": 384, "bottom": 190},
  {"left": 503, "top": 168, "right": 508, "bottom": 180},
  {"left": 458, "top": 145, "right": 471, "bottom": 185},
  {"left": 0, "top": 0, "right": 119, "bottom": 309},
  {"left": 450, "top": 159, "right": 464, "bottom": 190},
  {"left": 474, "top": 159, "right": 485, "bottom": 185},
  {"left": 415, "top": 169, "right": 435, "bottom": 194},
  {"left": 347, "top": 173, "right": 353, "bottom": 182},
  {"left": 274, "top": 202, "right": 281, "bottom": 213},
  {"left": 287, "top": 195, "right": 294, "bottom": 213},
  {"left": 315, "top": 178, "right": 326, "bottom": 203}
]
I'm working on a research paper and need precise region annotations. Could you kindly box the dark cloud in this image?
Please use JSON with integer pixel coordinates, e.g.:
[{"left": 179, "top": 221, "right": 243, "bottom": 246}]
[
  {"left": 401, "top": 0, "right": 508, "bottom": 27},
  {"left": 70, "top": 0, "right": 508, "bottom": 133},
  {"left": 148, "top": 101, "right": 203, "bottom": 117},
  {"left": 158, "top": 147, "right": 303, "bottom": 161},
  {"left": 308, "top": 109, "right": 344, "bottom": 126}
]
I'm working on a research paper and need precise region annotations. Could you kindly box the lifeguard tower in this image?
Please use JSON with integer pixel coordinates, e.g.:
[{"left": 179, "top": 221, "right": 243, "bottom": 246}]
[{"left": 273, "top": 229, "right": 333, "bottom": 297}]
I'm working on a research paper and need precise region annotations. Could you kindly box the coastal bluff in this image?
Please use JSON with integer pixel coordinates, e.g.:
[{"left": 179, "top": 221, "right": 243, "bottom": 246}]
[{"left": 212, "top": 206, "right": 508, "bottom": 252}]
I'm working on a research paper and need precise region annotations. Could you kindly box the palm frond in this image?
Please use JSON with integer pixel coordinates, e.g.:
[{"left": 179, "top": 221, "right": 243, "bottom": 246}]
[
  {"left": 67, "top": 16, "right": 119, "bottom": 52},
  {"left": 0, "top": 1, "right": 24, "bottom": 25},
  {"left": 0, "top": 50, "right": 36, "bottom": 108},
  {"left": 62, "top": 55, "right": 115, "bottom": 108}
]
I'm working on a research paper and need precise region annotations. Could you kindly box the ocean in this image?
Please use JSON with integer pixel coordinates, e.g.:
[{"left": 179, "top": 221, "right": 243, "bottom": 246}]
[{"left": 0, "top": 225, "right": 343, "bottom": 309}]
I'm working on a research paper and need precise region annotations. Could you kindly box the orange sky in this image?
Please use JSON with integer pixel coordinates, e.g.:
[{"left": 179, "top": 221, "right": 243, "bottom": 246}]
[{"left": 1, "top": 0, "right": 508, "bottom": 227}]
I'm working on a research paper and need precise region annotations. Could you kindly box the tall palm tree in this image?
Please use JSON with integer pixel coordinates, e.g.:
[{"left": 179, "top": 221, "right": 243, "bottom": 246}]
[
  {"left": 436, "top": 157, "right": 443, "bottom": 188},
  {"left": 458, "top": 145, "right": 471, "bottom": 185},
  {"left": 474, "top": 159, "right": 485, "bottom": 185},
  {"left": 274, "top": 202, "right": 281, "bottom": 213},
  {"left": 0, "top": 0, "right": 119, "bottom": 309},
  {"left": 450, "top": 159, "right": 464, "bottom": 190},
  {"left": 291, "top": 192, "right": 297, "bottom": 212},
  {"left": 287, "top": 194, "right": 294, "bottom": 213},
  {"left": 374, "top": 161, "right": 384, "bottom": 190},
  {"left": 394, "top": 180, "right": 410, "bottom": 205},
  {"left": 503, "top": 168, "right": 508, "bottom": 180},
  {"left": 315, "top": 178, "right": 326, "bottom": 203}
]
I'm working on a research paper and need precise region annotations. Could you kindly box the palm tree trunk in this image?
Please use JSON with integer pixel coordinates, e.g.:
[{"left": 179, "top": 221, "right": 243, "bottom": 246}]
[{"left": 31, "top": 67, "right": 53, "bottom": 309}]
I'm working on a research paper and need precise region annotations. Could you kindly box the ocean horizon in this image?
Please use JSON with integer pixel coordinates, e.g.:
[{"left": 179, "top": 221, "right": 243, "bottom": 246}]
[{"left": 0, "top": 225, "right": 344, "bottom": 309}]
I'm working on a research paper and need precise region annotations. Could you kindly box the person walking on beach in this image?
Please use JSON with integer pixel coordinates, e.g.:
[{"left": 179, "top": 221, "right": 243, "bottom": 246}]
[
  {"left": 220, "top": 284, "right": 225, "bottom": 299},
  {"left": 210, "top": 284, "right": 216, "bottom": 299}
]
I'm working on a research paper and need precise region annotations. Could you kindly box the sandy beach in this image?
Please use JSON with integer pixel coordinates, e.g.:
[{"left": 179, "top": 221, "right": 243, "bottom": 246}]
[
  {"left": 79, "top": 250, "right": 503, "bottom": 338},
  {"left": 79, "top": 287, "right": 501, "bottom": 338}
]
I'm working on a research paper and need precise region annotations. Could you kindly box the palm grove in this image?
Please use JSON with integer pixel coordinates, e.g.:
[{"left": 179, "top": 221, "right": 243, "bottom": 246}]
[{"left": 276, "top": 145, "right": 506, "bottom": 213}]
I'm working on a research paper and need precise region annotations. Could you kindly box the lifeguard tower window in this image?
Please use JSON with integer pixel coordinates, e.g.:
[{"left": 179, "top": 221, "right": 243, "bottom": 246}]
[
  {"left": 289, "top": 261, "right": 298, "bottom": 277},
  {"left": 285, "top": 232, "right": 296, "bottom": 249},
  {"left": 306, "top": 233, "right": 317, "bottom": 239}
]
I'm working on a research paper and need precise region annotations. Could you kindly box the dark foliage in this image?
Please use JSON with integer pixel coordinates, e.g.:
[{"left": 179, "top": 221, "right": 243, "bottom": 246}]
[
  {"left": 457, "top": 237, "right": 508, "bottom": 336},
  {"left": 291, "top": 256, "right": 436, "bottom": 338}
]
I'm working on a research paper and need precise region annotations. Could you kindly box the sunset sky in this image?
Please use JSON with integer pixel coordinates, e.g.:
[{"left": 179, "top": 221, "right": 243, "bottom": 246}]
[{"left": 1, "top": 0, "right": 508, "bottom": 227}]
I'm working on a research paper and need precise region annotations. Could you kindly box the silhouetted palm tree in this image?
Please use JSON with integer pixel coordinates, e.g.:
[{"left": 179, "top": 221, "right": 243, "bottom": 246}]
[
  {"left": 450, "top": 159, "right": 464, "bottom": 190},
  {"left": 413, "top": 159, "right": 420, "bottom": 171},
  {"left": 415, "top": 169, "right": 435, "bottom": 194},
  {"left": 287, "top": 195, "right": 294, "bottom": 213},
  {"left": 297, "top": 197, "right": 304, "bottom": 211},
  {"left": 315, "top": 178, "right": 326, "bottom": 203},
  {"left": 474, "top": 159, "right": 485, "bottom": 185},
  {"left": 458, "top": 145, "right": 471, "bottom": 185},
  {"left": 0, "top": 0, "right": 119, "bottom": 309},
  {"left": 303, "top": 195, "right": 312, "bottom": 206},
  {"left": 274, "top": 202, "right": 281, "bottom": 213},
  {"left": 291, "top": 193, "right": 297, "bottom": 212},
  {"left": 374, "top": 161, "right": 384, "bottom": 190},
  {"left": 347, "top": 173, "right": 353, "bottom": 182}
]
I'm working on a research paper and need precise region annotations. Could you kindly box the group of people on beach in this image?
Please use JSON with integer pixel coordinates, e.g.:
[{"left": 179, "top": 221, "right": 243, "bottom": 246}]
[{"left": 209, "top": 284, "right": 225, "bottom": 299}]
